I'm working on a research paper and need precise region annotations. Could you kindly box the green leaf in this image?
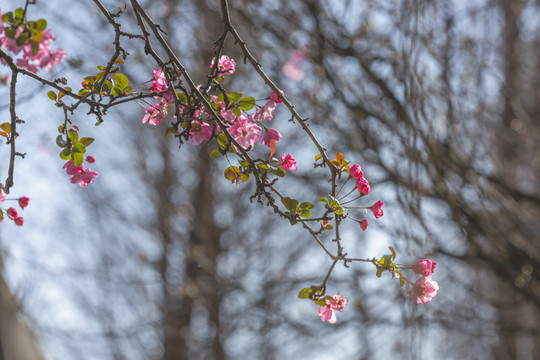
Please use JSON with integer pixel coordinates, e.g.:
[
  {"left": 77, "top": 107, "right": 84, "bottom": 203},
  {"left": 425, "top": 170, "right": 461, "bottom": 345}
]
[
  {"left": 60, "top": 149, "right": 71, "bottom": 160},
  {"left": 30, "top": 40, "right": 39, "bottom": 56},
  {"left": 101, "top": 80, "right": 112, "bottom": 92},
  {"left": 217, "top": 133, "right": 229, "bottom": 148},
  {"left": 240, "top": 173, "right": 250, "bottom": 183},
  {"left": 47, "top": 91, "right": 57, "bottom": 101},
  {"left": 216, "top": 76, "right": 224, "bottom": 83},
  {"left": 58, "top": 125, "right": 64, "bottom": 133},
  {"left": 111, "top": 86, "right": 123, "bottom": 97},
  {"left": 14, "top": 8, "right": 24, "bottom": 20},
  {"left": 2, "top": 12, "right": 13, "bottom": 23},
  {"left": 324, "top": 224, "right": 333, "bottom": 230},
  {"left": 315, "top": 299, "right": 327, "bottom": 306},
  {"left": 298, "top": 288, "right": 312, "bottom": 299},
  {"left": 4, "top": 28, "right": 16, "bottom": 39},
  {"left": 79, "top": 137, "right": 94, "bottom": 147},
  {"left": 73, "top": 143, "right": 86, "bottom": 154},
  {"left": 97, "top": 65, "right": 105, "bottom": 71},
  {"left": 124, "top": 86, "right": 133, "bottom": 93},
  {"left": 67, "top": 131, "right": 79, "bottom": 143},
  {"left": 36, "top": 19, "right": 47, "bottom": 31},
  {"left": 269, "top": 166, "right": 286, "bottom": 177},
  {"left": 55, "top": 135, "right": 66, "bottom": 148},
  {"left": 229, "top": 92, "right": 243, "bottom": 102},
  {"left": 300, "top": 210, "right": 311, "bottom": 218},
  {"left": 0, "top": 209, "right": 3, "bottom": 222},
  {"left": 315, "top": 153, "right": 323, "bottom": 161},
  {"left": 72, "top": 152, "right": 84, "bottom": 166},
  {"left": 389, "top": 246, "right": 396, "bottom": 261},
  {"left": 209, "top": 149, "right": 222, "bottom": 159},
  {"left": 113, "top": 73, "right": 129, "bottom": 88},
  {"left": 299, "top": 202, "right": 313, "bottom": 210},
  {"left": 114, "top": 57, "right": 125, "bottom": 65},
  {"left": 177, "top": 92, "right": 187, "bottom": 103},
  {"left": 318, "top": 197, "right": 328, "bottom": 203},
  {"left": 281, "top": 197, "right": 299, "bottom": 212},
  {"left": 238, "top": 96, "right": 255, "bottom": 111},
  {"left": 224, "top": 166, "right": 240, "bottom": 181},
  {"left": 399, "top": 277, "right": 406, "bottom": 287},
  {"left": 376, "top": 267, "right": 384, "bottom": 278},
  {"left": 15, "top": 34, "right": 29, "bottom": 46}
]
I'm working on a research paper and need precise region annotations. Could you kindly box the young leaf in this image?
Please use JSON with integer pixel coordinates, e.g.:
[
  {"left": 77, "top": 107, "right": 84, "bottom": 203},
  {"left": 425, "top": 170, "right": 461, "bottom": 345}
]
[
  {"left": 60, "top": 149, "right": 71, "bottom": 160},
  {"left": 239, "top": 96, "right": 255, "bottom": 111},
  {"left": 0, "top": 123, "right": 11, "bottom": 134},
  {"left": 113, "top": 73, "right": 129, "bottom": 88},
  {"left": 36, "top": 19, "right": 47, "bottom": 31},
  {"left": 209, "top": 149, "right": 222, "bottom": 159},
  {"left": 229, "top": 92, "right": 243, "bottom": 102},
  {"left": 47, "top": 91, "right": 57, "bottom": 101},
  {"left": 79, "top": 137, "right": 95, "bottom": 147},
  {"left": 389, "top": 246, "right": 396, "bottom": 261},
  {"left": 72, "top": 152, "right": 84, "bottom": 166},
  {"left": 298, "top": 288, "right": 313, "bottom": 299},
  {"left": 55, "top": 135, "right": 66, "bottom": 147}
]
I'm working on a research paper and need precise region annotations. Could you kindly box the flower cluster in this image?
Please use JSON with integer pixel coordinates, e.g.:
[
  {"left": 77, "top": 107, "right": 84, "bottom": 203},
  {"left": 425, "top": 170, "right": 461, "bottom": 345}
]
[
  {"left": 140, "top": 58, "right": 297, "bottom": 175},
  {"left": 406, "top": 259, "right": 439, "bottom": 304},
  {"left": 63, "top": 158, "right": 98, "bottom": 187},
  {"left": 0, "top": 9, "right": 66, "bottom": 73},
  {"left": 318, "top": 292, "right": 348, "bottom": 324},
  {"left": 0, "top": 187, "right": 28, "bottom": 226}
]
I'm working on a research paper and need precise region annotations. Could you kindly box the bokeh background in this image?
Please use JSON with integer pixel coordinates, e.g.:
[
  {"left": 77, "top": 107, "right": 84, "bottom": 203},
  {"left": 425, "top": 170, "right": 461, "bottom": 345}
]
[{"left": 2, "top": 0, "right": 540, "bottom": 359}]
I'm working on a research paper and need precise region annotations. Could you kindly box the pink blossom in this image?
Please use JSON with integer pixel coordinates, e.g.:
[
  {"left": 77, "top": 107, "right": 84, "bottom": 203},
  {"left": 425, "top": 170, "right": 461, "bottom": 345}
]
[
  {"left": 269, "top": 89, "right": 284, "bottom": 103},
  {"left": 86, "top": 156, "right": 96, "bottom": 163},
  {"left": 221, "top": 109, "right": 237, "bottom": 123},
  {"left": 18, "top": 196, "right": 30, "bottom": 210},
  {"left": 349, "top": 164, "right": 363, "bottom": 178},
  {"left": 261, "top": 128, "right": 282, "bottom": 147},
  {"left": 281, "top": 153, "right": 297, "bottom": 171},
  {"left": 356, "top": 176, "right": 370, "bottom": 196},
  {"left": 370, "top": 200, "right": 383, "bottom": 218},
  {"left": 211, "top": 95, "right": 226, "bottom": 112},
  {"left": 63, "top": 160, "right": 98, "bottom": 187},
  {"left": 229, "top": 116, "right": 261, "bottom": 150},
  {"left": 407, "top": 276, "right": 439, "bottom": 304},
  {"left": 189, "top": 121, "right": 213, "bottom": 146},
  {"left": 14, "top": 217, "right": 24, "bottom": 226},
  {"left": 359, "top": 219, "right": 369, "bottom": 231},
  {"left": 211, "top": 55, "right": 236, "bottom": 75},
  {"left": 6, "top": 207, "right": 18, "bottom": 219},
  {"left": 142, "top": 99, "right": 168, "bottom": 126},
  {"left": 0, "top": 188, "right": 5, "bottom": 203},
  {"left": 254, "top": 101, "right": 276, "bottom": 122},
  {"left": 150, "top": 68, "right": 168, "bottom": 92},
  {"left": 318, "top": 305, "right": 337, "bottom": 324},
  {"left": 412, "top": 259, "right": 437, "bottom": 277},
  {"left": 318, "top": 292, "right": 348, "bottom": 324},
  {"left": 282, "top": 50, "right": 306, "bottom": 81}
]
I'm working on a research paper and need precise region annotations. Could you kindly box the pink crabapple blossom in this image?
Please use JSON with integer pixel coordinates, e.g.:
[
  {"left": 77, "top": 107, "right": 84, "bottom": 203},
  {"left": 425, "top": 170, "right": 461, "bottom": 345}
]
[
  {"left": 269, "top": 89, "right": 284, "bottom": 103},
  {"left": 210, "top": 55, "right": 236, "bottom": 75},
  {"left": 228, "top": 116, "right": 261, "bottom": 150},
  {"left": 63, "top": 160, "right": 98, "bottom": 187},
  {"left": 407, "top": 276, "right": 439, "bottom": 304},
  {"left": 356, "top": 176, "right": 370, "bottom": 196},
  {"left": 142, "top": 98, "right": 168, "bottom": 126},
  {"left": 189, "top": 121, "right": 213, "bottom": 146},
  {"left": 370, "top": 200, "right": 384, "bottom": 219},
  {"left": 150, "top": 68, "right": 168, "bottom": 92},
  {"left": 18, "top": 196, "right": 30, "bottom": 210},
  {"left": 412, "top": 259, "right": 437, "bottom": 277},
  {"left": 280, "top": 154, "right": 297, "bottom": 171},
  {"left": 14, "top": 217, "right": 24, "bottom": 226},
  {"left": 0, "top": 188, "right": 5, "bottom": 203},
  {"left": 86, "top": 156, "right": 96, "bottom": 163},
  {"left": 253, "top": 101, "right": 276, "bottom": 122},
  {"left": 261, "top": 128, "right": 282, "bottom": 147},
  {"left": 318, "top": 292, "right": 348, "bottom": 324}
]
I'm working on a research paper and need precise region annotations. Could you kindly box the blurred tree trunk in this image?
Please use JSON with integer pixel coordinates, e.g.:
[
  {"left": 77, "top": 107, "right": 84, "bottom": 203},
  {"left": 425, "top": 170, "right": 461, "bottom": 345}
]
[{"left": 0, "top": 276, "right": 44, "bottom": 360}]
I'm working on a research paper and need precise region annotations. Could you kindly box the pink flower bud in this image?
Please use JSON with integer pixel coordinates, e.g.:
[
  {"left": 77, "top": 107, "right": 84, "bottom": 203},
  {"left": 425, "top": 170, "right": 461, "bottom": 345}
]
[
  {"left": 356, "top": 177, "right": 370, "bottom": 196},
  {"left": 18, "top": 196, "right": 30, "bottom": 210},
  {"left": 86, "top": 156, "right": 96, "bottom": 163},
  {"left": 412, "top": 259, "right": 437, "bottom": 277},
  {"left": 14, "top": 217, "right": 24, "bottom": 226},
  {"left": 349, "top": 164, "right": 363, "bottom": 178},
  {"left": 370, "top": 200, "right": 383, "bottom": 218},
  {"left": 6, "top": 207, "right": 18, "bottom": 219},
  {"left": 269, "top": 89, "right": 284, "bottom": 103},
  {"left": 359, "top": 219, "right": 369, "bottom": 231},
  {"left": 0, "top": 188, "right": 5, "bottom": 203}
]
